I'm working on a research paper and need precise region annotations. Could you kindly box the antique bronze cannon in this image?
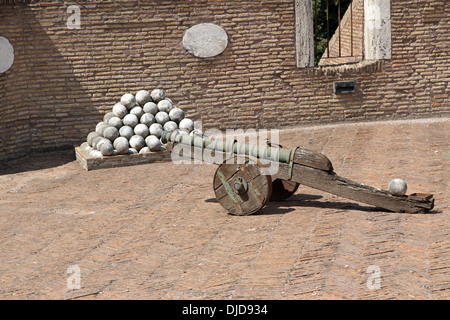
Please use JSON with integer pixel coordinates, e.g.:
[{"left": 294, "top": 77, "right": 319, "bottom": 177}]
[{"left": 161, "top": 131, "right": 434, "bottom": 215}]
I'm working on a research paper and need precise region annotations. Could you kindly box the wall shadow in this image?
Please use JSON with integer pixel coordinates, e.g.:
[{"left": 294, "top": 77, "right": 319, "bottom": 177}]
[{"left": 0, "top": 5, "right": 99, "bottom": 169}]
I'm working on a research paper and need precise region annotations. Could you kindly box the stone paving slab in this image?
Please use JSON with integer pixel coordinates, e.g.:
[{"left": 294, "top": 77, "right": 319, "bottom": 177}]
[{"left": 0, "top": 118, "right": 448, "bottom": 300}]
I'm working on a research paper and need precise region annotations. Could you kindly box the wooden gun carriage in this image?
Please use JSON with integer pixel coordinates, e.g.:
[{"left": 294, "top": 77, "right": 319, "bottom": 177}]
[{"left": 161, "top": 131, "right": 434, "bottom": 216}]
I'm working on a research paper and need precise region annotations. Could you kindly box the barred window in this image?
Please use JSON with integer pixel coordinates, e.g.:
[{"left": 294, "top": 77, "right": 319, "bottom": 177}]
[{"left": 295, "top": 0, "right": 391, "bottom": 68}]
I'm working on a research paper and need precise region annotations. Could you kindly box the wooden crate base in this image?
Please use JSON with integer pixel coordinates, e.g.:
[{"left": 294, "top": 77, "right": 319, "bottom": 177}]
[{"left": 75, "top": 143, "right": 173, "bottom": 171}]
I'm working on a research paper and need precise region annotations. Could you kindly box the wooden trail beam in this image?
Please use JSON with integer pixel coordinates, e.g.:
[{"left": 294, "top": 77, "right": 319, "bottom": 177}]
[
  {"left": 273, "top": 161, "right": 434, "bottom": 214},
  {"left": 161, "top": 131, "right": 435, "bottom": 214}
]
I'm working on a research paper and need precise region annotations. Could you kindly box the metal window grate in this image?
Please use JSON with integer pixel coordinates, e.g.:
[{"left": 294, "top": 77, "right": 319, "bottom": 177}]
[{"left": 314, "top": 0, "right": 358, "bottom": 65}]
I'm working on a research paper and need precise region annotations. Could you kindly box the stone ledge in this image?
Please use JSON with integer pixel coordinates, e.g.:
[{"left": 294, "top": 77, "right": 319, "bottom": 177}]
[
  {"left": 313, "top": 59, "right": 386, "bottom": 76},
  {"left": 75, "top": 143, "right": 173, "bottom": 171}
]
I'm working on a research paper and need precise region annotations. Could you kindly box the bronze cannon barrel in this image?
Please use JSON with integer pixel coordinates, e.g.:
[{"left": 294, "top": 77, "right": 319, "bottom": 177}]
[{"left": 161, "top": 130, "right": 295, "bottom": 164}]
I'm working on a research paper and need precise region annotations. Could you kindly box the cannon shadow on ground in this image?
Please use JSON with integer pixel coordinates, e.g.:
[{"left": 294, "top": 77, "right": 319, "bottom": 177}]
[{"left": 205, "top": 193, "right": 408, "bottom": 215}]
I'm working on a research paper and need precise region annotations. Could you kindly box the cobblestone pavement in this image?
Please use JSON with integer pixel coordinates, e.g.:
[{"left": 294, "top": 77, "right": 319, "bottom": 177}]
[{"left": 0, "top": 118, "right": 448, "bottom": 300}]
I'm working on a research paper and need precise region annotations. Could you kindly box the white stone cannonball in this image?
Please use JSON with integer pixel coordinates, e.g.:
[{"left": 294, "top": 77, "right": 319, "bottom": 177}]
[
  {"left": 108, "top": 116, "right": 123, "bottom": 129},
  {"left": 113, "top": 137, "right": 129, "bottom": 155},
  {"left": 140, "top": 113, "right": 155, "bottom": 126},
  {"left": 179, "top": 118, "right": 194, "bottom": 132},
  {"left": 120, "top": 93, "right": 136, "bottom": 109},
  {"left": 145, "top": 135, "right": 162, "bottom": 151},
  {"left": 150, "top": 88, "right": 165, "bottom": 102},
  {"left": 123, "top": 114, "right": 139, "bottom": 128},
  {"left": 149, "top": 123, "right": 163, "bottom": 138},
  {"left": 112, "top": 103, "right": 128, "bottom": 118},
  {"left": 157, "top": 99, "right": 173, "bottom": 113},
  {"left": 155, "top": 111, "right": 170, "bottom": 125},
  {"left": 139, "top": 146, "right": 151, "bottom": 154},
  {"left": 95, "top": 122, "right": 109, "bottom": 136},
  {"left": 99, "top": 140, "right": 114, "bottom": 156},
  {"left": 128, "top": 148, "right": 138, "bottom": 154},
  {"left": 388, "top": 178, "right": 407, "bottom": 196},
  {"left": 134, "top": 123, "right": 149, "bottom": 138},
  {"left": 129, "top": 135, "right": 146, "bottom": 151},
  {"left": 90, "top": 150, "right": 103, "bottom": 158},
  {"left": 87, "top": 132, "right": 99, "bottom": 147},
  {"left": 189, "top": 128, "right": 203, "bottom": 136},
  {"left": 130, "top": 106, "right": 144, "bottom": 119},
  {"left": 143, "top": 102, "right": 158, "bottom": 115},
  {"left": 103, "top": 112, "right": 115, "bottom": 124},
  {"left": 163, "top": 121, "right": 178, "bottom": 132},
  {"left": 91, "top": 136, "right": 104, "bottom": 150},
  {"left": 119, "top": 125, "right": 134, "bottom": 140},
  {"left": 135, "top": 90, "right": 152, "bottom": 106},
  {"left": 103, "top": 126, "right": 120, "bottom": 142},
  {"left": 96, "top": 137, "right": 109, "bottom": 150},
  {"left": 169, "top": 107, "right": 185, "bottom": 123}
]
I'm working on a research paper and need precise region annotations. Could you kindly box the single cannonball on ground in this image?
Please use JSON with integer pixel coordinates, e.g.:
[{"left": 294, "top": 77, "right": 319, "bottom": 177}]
[
  {"left": 145, "top": 135, "right": 162, "bottom": 151},
  {"left": 150, "top": 88, "right": 165, "bottom": 102},
  {"left": 103, "top": 126, "right": 120, "bottom": 142},
  {"left": 130, "top": 106, "right": 144, "bottom": 119},
  {"left": 179, "top": 118, "right": 194, "bottom": 132},
  {"left": 157, "top": 99, "right": 173, "bottom": 113},
  {"left": 91, "top": 136, "right": 104, "bottom": 150},
  {"left": 169, "top": 107, "right": 185, "bottom": 123},
  {"left": 120, "top": 93, "right": 136, "bottom": 109},
  {"left": 112, "top": 103, "right": 128, "bottom": 118},
  {"left": 141, "top": 113, "right": 155, "bottom": 126},
  {"left": 388, "top": 178, "right": 407, "bottom": 196},
  {"left": 123, "top": 114, "right": 139, "bottom": 128},
  {"left": 113, "top": 137, "right": 129, "bottom": 155},
  {"left": 103, "top": 112, "right": 115, "bottom": 124},
  {"left": 163, "top": 120, "right": 178, "bottom": 132},
  {"left": 128, "top": 148, "right": 138, "bottom": 154},
  {"left": 87, "top": 132, "right": 100, "bottom": 147},
  {"left": 143, "top": 102, "right": 158, "bottom": 115},
  {"left": 119, "top": 125, "right": 134, "bottom": 140},
  {"left": 129, "top": 135, "right": 145, "bottom": 151},
  {"left": 139, "top": 147, "right": 151, "bottom": 154},
  {"left": 135, "top": 90, "right": 152, "bottom": 106},
  {"left": 149, "top": 123, "right": 163, "bottom": 138},
  {"left": 108, "top": 116, "right": 123, "bottom": 129},
  {"left": 134, "top": 123, "right": 149, "bottom": 138},
  {"left": 155, "top": 111, "right": 169, "bottom": 125}
]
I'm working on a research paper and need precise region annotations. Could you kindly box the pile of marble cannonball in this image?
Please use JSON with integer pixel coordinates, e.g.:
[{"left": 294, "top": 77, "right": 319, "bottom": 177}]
[{"left": 81, "top": 88, "right": 196, "bottom": 157}]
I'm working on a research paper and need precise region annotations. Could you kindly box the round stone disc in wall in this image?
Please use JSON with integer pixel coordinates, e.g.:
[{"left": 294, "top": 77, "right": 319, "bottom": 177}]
[
  {"left": 0, "top": 37, "right": 14, "bottom": 73},
  {"left": 183, "top": 23, "right": 228, "bottom": 58}
]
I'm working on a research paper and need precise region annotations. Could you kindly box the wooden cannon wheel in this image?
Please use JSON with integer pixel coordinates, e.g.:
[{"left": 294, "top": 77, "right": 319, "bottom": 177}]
[
  {"left": 213, "top": 158, "right": 272, "bottom": 215},
  {"left": 269, "top": 179, "right": 300, "bottom": 201}
]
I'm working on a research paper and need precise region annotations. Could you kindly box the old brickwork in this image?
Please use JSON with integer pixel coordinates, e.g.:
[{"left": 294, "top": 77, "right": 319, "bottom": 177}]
[{"left": 0, "top": 0, "right": 448, "bottom": 161}]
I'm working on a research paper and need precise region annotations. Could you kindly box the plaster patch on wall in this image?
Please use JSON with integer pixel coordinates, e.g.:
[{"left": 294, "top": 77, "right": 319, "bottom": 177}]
[
  {"left": 0, "top": 36, "right": 14, "bottom": 73},
  {"left": 364, "top": 0, "right": 391, "bottom": 60},
  {"left": 183, "top": 23, "right": 228, "bottom": 58}
]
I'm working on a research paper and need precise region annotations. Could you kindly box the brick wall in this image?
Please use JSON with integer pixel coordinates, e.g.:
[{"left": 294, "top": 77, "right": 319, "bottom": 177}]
[{"left": 0, "top": 0, "right": 448, "bottom": 161}]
